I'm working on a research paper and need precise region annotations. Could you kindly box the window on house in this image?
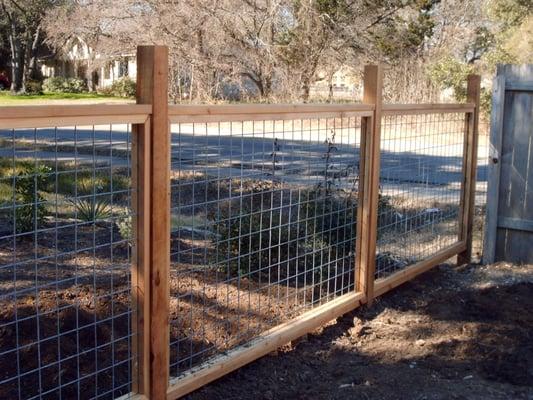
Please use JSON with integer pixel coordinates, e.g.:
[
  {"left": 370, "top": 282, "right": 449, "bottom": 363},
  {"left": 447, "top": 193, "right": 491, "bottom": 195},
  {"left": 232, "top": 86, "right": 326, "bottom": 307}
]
[
  {"left": 118, "top": 59, "right": 129, "bottom": 78},
  {"left": 104, "top": 64, "right": 111, "bottom": 80}
]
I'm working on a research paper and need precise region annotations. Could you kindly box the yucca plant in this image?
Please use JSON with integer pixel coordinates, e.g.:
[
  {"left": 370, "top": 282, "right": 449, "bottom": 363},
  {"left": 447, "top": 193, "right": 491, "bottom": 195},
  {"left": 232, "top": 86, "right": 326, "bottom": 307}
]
[{"left": 70, "top": 198, "right": 112, "bottom": 222}]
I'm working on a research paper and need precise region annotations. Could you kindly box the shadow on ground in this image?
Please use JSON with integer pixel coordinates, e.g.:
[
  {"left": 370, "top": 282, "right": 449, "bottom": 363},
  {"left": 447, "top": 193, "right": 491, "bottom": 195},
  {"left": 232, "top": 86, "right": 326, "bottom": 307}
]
[{"left": 186, "top": 264, "right": 533, "bottom": 400}]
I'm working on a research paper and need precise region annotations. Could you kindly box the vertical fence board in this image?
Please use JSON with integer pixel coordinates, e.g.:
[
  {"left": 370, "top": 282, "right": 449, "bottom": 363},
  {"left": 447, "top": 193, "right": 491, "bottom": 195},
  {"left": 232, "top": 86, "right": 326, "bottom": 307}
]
[
  {"left": 458, "top": 75, "right": 481, "bottom": 265},
  {"left": 355, "top": 116, "right": 369, "bottom": 298},
  {"left": 136, "top": 45, "right": 170, "bottom": 400},
  {"left": 356, "top": 65, "right": 383, "bottom": 303},
  {"left": 132, "top": 118, "right": 152, "bottom": 395},
  {"left": 483, "top": 65, "right": 533, "bottom": 264},
  {"left": 482, "top": 75, "right": 506, "bottom": 264}
]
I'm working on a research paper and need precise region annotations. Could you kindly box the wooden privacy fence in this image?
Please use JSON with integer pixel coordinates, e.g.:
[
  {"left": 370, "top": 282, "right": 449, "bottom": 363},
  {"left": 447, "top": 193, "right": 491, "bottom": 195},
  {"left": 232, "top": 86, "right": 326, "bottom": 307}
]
[
  {"left": 0, "top": 45, "right": 480, "bottom": 400},
  {"left": 484, "top": 64, "right": 533, "bottom": 264}
]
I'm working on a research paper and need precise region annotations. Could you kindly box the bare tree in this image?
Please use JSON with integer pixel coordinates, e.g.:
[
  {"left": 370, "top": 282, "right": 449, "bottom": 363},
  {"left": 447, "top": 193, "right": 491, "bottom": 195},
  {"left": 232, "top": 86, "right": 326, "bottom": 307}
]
[{"left": 41, "top": 0, "right": 491, "bottom": 102}]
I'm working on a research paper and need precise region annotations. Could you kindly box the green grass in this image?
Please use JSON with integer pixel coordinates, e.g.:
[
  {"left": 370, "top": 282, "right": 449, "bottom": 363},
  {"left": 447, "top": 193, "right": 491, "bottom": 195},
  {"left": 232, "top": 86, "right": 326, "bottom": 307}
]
[{"left": 0, "top": 90, "right": 131, "bottom": 105}]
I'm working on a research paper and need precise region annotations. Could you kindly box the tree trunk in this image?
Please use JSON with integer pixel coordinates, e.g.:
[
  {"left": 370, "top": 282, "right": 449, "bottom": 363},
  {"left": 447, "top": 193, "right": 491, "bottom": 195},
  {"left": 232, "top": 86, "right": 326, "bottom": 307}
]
[
  {"left": 86, "top": 59, "right": 94, "bottom": 91},
  {"left": 302, "top": 75, "right": 311, "bottom": 102},
  {"left": 28, "top": 26, "right": 40, "bottom": 78},
  {"left": 262, "top": 75, "right": 272, "bottom": 98},
  {"left": 21, "top": 35, "right": 32, "bottom": 92},
  {"left": 7, "top": 21, "right": 23, "bottom": 92}
]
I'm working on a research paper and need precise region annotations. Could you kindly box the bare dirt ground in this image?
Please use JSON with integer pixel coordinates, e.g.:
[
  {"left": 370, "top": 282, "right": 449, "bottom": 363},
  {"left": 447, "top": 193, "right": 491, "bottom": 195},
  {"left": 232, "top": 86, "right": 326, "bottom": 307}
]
[{"left": 187, "top": 262, "right": 533, "bottom": 400}]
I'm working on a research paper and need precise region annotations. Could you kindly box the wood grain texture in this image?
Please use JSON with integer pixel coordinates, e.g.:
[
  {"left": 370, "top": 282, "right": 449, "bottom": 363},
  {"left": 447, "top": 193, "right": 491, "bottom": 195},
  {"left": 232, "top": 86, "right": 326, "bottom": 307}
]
[
  {"left": 169, "top": 110, "right": 373, "bottom": 123},
  {"left": 485, "top": 64, "right": 533, "bottom": 264},
  {"left": 136, "top": 45, "right": 170, "bottom": 400},
  {"left": 131, "top": 119, "right": 152, "bottom": 395},
  {"left": 0, "top": 104, "right": 151, "bottom": 119},
  {"left": 382, "top": 103, "right": 474, "bottom": 115},
  {"left": 168, "top": 103, "right": 374, "bottom": 115},
  {"left": 356, "top": 65, "right": 383, "bottom": 303},
  {"left": 457, "top": 75, "right": 481, "bottom": 265},
  {"left": 0, "top": 114, "right": 149, "bottom": 129},
  {"left": 482, "top": 75, "right": 506, "bottom": 264}
]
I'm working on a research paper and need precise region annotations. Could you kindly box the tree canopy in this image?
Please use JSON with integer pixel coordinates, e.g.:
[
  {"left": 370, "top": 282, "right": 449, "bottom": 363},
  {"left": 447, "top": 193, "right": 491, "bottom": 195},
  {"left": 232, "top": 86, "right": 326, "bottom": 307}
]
[{"left": 0, "top": 0, "right": 531, "bottom": 101}]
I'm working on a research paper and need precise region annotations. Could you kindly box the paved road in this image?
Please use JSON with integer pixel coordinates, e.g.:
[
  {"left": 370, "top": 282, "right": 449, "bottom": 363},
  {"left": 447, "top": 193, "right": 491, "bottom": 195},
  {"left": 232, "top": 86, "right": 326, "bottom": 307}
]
[{"left": 0, "top": 126, "right": 487, "bottom": 200}]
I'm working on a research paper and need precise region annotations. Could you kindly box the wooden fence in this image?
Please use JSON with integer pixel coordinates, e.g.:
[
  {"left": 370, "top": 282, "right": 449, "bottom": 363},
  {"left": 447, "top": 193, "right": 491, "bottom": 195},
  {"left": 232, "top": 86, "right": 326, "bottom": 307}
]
[
  {"left": 0, "top": 45, "right": 480, "bottom": 400},
  {"left": 484, "top": 64, "right": 533, "bottom": 264}
]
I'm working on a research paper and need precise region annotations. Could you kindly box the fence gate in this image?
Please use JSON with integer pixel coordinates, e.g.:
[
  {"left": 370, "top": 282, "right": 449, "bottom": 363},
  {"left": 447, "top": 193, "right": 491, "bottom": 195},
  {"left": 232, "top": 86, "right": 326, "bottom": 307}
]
[{"left": 484, "top": 65, "right": 533, "bottom": 264}]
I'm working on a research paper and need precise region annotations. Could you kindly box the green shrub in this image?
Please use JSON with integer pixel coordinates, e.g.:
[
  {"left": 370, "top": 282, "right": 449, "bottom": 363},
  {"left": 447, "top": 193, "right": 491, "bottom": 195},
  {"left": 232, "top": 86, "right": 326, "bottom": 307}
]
[
  {"left": 0, "top": 182, "right": 12, "bottom": 205},
  {"left": 210, "top": 184, "right": 357, "bottom": 281},
  {"left": 211, "top": 190, "right": 299, "bottom": 278},
  {"left": 15, "top": 163, "right": 51, "bottom": 233},
  {"left": 101, "top": 77, "right": 136, "bottom": 98},
  {"left": 24, "top": 79, "right": 43, "bottom": 94},
  {"left": 427, "top": 56, "right": 492, "bottom": 115},
  {"left": 211, "top": 133, "right": 359, "bottom": 283},
  {"left": 116, "top": 214, "right": 132, "bottom": 240},
  {"left": 43, "top": 77, "right": 87, "bottom": 93}
]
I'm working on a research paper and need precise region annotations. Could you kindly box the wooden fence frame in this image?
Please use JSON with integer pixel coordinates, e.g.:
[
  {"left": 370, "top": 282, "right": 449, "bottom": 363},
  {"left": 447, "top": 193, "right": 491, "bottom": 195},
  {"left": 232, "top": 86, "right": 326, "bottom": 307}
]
[{"left": 0, "top": 45, "right": 480, "bottom": 400}]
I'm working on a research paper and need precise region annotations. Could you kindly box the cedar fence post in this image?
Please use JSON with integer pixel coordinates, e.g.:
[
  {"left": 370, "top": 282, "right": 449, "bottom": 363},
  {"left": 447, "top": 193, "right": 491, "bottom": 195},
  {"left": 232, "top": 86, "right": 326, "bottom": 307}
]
[
  {"left": 134, "top": 45, "right": 170, "bottom": 400},
  {"left": 458, "top": 75, "right": 481, "bottom": 265},
  {"left": 356, "top": 65, "right": 383, "bottom": 304}
]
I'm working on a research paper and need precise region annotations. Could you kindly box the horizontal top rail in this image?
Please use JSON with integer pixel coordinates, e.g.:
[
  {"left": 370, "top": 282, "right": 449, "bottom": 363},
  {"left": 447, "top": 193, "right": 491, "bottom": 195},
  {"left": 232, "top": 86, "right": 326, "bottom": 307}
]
[
  {"left": 0, "top": 104, "right": 151, "bottom": 129},
  {"left": 0, "top": 102, "right": 475, "bottom": 129},
  {"left": 168, "top": 103, "right": 375, "bottom": 123},
  {"left": 169, "top": 103, "right": 375, "bottom": 115},
  {"left": 382, "top": 103, "right": 475, "bottom": 115}
]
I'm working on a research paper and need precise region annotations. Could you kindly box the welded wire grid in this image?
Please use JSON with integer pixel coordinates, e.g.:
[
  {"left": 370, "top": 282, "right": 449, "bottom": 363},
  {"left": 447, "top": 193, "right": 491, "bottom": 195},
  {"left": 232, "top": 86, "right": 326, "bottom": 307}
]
[
  {"left": 0, "top": 124, "right": 135, "bottom": 399},
  {"left": 169, "top": 117, "right": 361, "bottom": 376},
  {"left": 375, "top": 113, "right": 466, "bottom": 279}
]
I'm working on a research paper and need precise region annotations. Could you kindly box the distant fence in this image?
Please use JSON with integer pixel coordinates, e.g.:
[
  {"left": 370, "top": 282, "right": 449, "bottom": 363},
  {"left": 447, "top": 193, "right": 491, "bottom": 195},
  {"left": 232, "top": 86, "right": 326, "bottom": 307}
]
[{"left": 0, "top": 46, "right": 480, "bottom": 400}]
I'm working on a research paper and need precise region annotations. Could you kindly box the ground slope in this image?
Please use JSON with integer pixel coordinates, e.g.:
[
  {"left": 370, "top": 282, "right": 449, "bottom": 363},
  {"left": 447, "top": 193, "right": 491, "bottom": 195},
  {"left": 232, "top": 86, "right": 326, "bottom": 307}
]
[{"left": 187, "top": 262, "right": 533, "bottom": 400}]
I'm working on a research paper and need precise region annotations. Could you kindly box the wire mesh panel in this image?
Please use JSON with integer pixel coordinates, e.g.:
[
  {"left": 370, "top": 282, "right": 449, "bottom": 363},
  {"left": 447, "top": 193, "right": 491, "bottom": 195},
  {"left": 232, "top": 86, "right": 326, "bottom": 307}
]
[
  {"left": 169, "top": 116, "right": 361, "bottom": 377},
  {"left": 376, "top": 113, "right": 467, "bottom": 279},
  {"left": 0, "top": 124, "right": 135, "bottom": 399}
]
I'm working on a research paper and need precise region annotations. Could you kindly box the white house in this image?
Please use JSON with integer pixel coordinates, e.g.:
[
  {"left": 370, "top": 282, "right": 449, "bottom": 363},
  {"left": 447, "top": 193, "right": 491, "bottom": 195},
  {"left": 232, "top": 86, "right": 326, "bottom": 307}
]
[
  {"left": 309, "top": 66, "right": 361, "bottom": 99},
  {"left": 40, "top": 37, "right": 137, "bottom": 90}
]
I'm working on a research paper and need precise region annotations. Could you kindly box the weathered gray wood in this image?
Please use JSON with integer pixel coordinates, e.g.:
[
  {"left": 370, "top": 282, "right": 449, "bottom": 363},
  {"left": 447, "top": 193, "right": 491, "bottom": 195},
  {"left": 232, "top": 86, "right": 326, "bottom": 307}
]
[
  {"left": 483, "top": 75, "right": 506, "bottom": 264},
  {"left": 505, "top": 81, "right": 533, "bottom": 91},
  {"left": 484, "top": 64, "right": 533, "bottom": 264},
  {"left": 498, "top": 217, "right": 533, "bottom": 233}
]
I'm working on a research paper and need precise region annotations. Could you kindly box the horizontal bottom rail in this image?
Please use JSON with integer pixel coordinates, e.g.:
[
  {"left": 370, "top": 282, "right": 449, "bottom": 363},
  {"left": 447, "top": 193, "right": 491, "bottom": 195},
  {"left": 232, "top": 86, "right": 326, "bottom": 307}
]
[
  {"left": 374, "top": 241, "right": 466, "bottom": 297},
  {"left": 167, "top": 291, "right": 367, "bottom": 399}
]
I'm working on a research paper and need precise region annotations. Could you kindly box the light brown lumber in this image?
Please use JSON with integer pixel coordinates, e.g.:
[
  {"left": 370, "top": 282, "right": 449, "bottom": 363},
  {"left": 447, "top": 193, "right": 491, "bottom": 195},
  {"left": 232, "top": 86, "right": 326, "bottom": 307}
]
[
  {"left": 136, "top": 45, "right": 171, "bottom": 400},
  {"left": 168, "top": 103, "right": 373, "bottom": 116},
  {"left": 0, "top": 104, "right": 150, "bottom": 118},
  {"left": 457, "top": 75, "right": 481, "bottom": 265},
  {"left": 355, "top": 65, "right": 383, "bottom": 304},
  {"left": 131, "top": 118, "right": 151, "bottom": 395},
  {"left": 382, "top": 103, "right": 474, "bottom": 115},
  {"left": 0, "top": 114, "right": 148, "bottom": 129},
  {"left": 169, "top": 110, "right": 372, "bottom": 123}
]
